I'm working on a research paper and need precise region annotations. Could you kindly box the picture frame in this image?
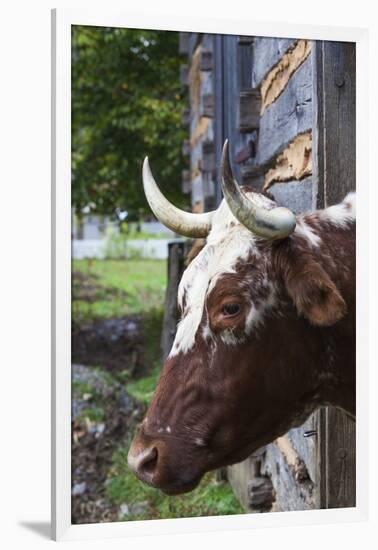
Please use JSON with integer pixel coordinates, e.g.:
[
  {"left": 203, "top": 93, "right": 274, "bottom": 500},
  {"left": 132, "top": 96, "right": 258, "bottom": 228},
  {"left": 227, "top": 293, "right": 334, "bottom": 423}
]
[{"left": 51, "top": 7, "right": 369, "bottom": 541}]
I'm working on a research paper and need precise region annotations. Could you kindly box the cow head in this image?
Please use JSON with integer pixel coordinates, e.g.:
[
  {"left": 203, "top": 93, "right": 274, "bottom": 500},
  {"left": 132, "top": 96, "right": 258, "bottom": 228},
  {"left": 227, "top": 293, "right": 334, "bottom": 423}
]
[{"left": 128, "top": 141, "right": 348, "bottom": 495}]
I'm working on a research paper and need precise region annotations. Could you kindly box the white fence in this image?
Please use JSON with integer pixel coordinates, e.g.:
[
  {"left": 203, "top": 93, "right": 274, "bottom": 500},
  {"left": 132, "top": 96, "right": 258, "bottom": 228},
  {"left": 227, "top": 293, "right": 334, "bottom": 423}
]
[{"left": 72, "top": 238, "right": 181, "bottom": 260}]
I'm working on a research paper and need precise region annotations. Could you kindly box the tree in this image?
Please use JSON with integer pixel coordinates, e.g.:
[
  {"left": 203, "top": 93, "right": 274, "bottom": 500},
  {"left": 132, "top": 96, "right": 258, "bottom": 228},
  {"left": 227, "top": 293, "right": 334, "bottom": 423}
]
[{"left": 72, "top": 26, "right": 186, "bottom": 220}]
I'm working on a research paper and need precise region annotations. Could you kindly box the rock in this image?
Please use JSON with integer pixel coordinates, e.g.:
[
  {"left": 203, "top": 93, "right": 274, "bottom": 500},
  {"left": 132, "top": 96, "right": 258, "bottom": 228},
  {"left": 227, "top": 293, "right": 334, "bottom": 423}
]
[
  {"left": 131, "top": 501, "right": 149, "bottom": 516},
  {"left": 72, "top": 482, "right": 87, "bottom": 496},
  {"left": 119, "top": 503, "right": 130, "bottom": 518},
  {"left": 72, "top": 315, "right": 145, "bottom": 376}
]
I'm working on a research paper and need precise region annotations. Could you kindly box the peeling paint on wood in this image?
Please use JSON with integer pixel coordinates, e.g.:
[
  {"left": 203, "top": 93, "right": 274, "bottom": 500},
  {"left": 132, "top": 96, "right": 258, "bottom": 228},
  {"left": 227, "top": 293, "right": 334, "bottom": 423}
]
[
  {"left": 190, "top": 117, "right": 209, "bottom": 147},
  {"left": 189, "top": 45, "right": 202, "bottom": 111},
  {"left": 275, "top": 435, "right": 311, "bottom": 483},
  {"left": 253, "top": 37, "right": 296, "bottom": 87},
  {"left": 264, "top": 132, "right": 312, "bottom": 189},
  {"left": 260, "top": 40, "right": 311, "bottom": 114},
  {"left": 257, "top": 57, "right": 312, "bottom": 165}
]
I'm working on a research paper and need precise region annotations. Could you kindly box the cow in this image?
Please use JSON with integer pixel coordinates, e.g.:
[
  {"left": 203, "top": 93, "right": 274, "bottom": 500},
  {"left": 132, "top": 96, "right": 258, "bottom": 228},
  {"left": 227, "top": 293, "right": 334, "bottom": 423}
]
[{"left": 128, "top": 140, "right": 356, "bottom": 496}]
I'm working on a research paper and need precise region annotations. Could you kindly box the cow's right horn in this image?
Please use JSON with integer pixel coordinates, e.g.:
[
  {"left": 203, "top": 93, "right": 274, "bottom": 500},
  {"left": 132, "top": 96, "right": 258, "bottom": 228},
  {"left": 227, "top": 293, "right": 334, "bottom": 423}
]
[
  {"left": 221, "top": 140, "right": 296, "bottom": 239},
  {"left": 142, "top": 158, "right": 214, "bottom": 238}
]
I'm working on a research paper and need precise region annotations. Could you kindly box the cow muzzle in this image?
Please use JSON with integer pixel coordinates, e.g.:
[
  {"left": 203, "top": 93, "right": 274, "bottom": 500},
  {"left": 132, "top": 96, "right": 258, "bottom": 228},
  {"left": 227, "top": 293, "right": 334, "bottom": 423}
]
[
  {"left": 127, "top": 444, "right": 158, "bottom": 484},
  {"left": 127, "top": 432, "right": 202, "bottom": 495}
]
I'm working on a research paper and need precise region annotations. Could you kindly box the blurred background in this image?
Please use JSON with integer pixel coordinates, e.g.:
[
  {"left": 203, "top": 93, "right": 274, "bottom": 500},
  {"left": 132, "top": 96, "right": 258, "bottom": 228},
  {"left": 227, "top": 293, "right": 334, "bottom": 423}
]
[{"left": 71, "top": 25, "right": 243, "bottom": 524}]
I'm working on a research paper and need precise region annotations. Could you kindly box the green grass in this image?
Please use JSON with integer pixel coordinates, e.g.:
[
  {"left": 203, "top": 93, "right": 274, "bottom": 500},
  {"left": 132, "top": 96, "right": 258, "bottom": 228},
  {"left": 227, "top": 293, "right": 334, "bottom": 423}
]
[
  {"left": 126, "top": 366, "right": 160, "bottom": 404},
  {"left": 106, "top": 446, "right": 244, "bottom": 521},
  {"left": 72, "top": 259, "right": 167, "bottom": 321},
  {"left": 72, "top": 257, "right": 244, "bottom": 520}
]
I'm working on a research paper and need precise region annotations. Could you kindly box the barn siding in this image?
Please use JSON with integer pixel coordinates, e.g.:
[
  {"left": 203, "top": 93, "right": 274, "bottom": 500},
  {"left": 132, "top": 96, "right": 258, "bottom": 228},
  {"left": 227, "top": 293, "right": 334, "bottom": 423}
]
[{"left": 181, "top": 32, "right": 355, "bottom": 513}]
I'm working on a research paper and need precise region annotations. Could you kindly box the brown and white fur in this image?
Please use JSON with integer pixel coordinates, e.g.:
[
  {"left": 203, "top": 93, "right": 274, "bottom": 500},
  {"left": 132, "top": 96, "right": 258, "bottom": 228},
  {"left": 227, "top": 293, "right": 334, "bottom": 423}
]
[{"left": 128, "top": 190, "right": 355, "bottom": 495}]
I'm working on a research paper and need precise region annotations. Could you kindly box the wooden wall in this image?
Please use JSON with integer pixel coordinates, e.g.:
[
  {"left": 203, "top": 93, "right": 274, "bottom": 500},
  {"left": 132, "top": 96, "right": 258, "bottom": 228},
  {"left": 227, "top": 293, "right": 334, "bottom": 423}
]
[{"left": 180, "top": 33, "right": 355, "bottom": 512}]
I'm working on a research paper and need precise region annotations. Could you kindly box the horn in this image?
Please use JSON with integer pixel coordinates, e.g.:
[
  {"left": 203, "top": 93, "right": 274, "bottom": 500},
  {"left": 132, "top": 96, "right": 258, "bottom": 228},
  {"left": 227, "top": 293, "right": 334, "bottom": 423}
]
[
  {"left": 221, "top": 140, "right": 296, "bottom": 239},
  {"left": 142, "top": 157, "right": 214, "bottom": 238}
]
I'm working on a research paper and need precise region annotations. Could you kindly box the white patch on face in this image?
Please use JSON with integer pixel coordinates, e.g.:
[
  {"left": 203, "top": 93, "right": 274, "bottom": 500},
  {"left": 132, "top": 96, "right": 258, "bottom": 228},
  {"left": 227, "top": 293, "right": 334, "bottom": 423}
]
[
  {"left": 320, "top": 192, "right": 356, "bottom": 227},
  {"left": 294, "top": 219, "right": 321, "bottom": 248},
  {"left": 169, "top": 197, "right": 264, "bottom": 358},
  {"left": 245, "top": 282, "right": 278, "bottom": 335},
  {"left": 166, "top": 426, "right": 171, "bottom": 434},
  {"left": 220, "top": 329, "right": 245, "bottom": 346}
]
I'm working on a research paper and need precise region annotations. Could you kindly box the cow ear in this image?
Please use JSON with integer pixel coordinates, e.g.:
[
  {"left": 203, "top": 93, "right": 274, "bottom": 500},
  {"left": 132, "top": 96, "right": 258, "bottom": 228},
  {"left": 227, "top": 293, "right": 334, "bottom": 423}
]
[{"left": 281, "top": 254, "right": 347, "bottom": 327}]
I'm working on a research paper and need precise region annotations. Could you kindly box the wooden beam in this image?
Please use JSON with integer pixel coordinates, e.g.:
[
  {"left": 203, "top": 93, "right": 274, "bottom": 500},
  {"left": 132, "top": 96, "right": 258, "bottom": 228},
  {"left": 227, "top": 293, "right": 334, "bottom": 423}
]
[
  {"left": 257, "top": 56, "right": 312, "bottom": 165},
  {"left": 264, "top": 132, "right": 312, "bottom": 189},
  {"left": 260, "top": 40, "right": 311, "bottom": 114},
  {"left": 268, "top": 177, "right": 313, "bottom": 214},
  {"left": 239, "top": 89, "right": 261, "bottom": 133},
  {"left": 180, "top": 108, "right": 190, "bottom": 127},
  {"left": 180, "top": 64, "right": 189, "bottom": 86},
  {"left": 182, "top": 140, "right": 190, "bottom": 157},
  {"left": 181, "top": 169, "right": 191, "bottom": 194},
  {"left": 253, "top": 37, "right": 296, "bottom": 87},
  {"left": 238, "top": 35, "right": 254, "bottom": 46},
  {"left": 200, "top": 50, "right": 213, "bottom": 71},
  {"left": 200, "top": 93, "right": 214, "bottom": 118},
  {"left": 179, "top": 32, "right": 189, "bottom": 55},
  {"left": 312, "top": 40, "right": 356, "bottom": 509}
]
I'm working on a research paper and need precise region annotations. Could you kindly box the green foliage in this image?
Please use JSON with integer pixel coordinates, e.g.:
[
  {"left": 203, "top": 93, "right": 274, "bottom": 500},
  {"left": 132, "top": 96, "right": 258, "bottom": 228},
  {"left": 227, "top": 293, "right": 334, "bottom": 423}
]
[
  {"left": 126, "top": 366, "right": 160, "bottom": 404},
  {"left": 78, "top": 406, "right": 105, "bottom": 423},
  {"left": 106, "top": 447, "right": 244, "bottom": 520},
  {"left": 72, "top": 26, "right": 186, "bottom": 219},
  {"left": 72, "top": 259, "right": 166, "bottom": 322}
]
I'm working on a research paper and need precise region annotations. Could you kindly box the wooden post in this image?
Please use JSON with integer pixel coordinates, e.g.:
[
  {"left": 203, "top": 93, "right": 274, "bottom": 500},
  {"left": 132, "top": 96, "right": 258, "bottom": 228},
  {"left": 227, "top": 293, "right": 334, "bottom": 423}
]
[
  {"left": 312, "top": 40, "right": 356, "bottom": 508},
  {"left": 161, "top": 242, "right": 186, "bottom": 360}
]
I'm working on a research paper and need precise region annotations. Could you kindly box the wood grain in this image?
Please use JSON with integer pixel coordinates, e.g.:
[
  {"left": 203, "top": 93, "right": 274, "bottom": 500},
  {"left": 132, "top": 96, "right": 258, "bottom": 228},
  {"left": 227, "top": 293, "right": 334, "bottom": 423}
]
[
  {"left": 253, "top": 37, "right": 296, "bottom": 87},
  {"left": 264, "top": 132, "right": 312, "bottom": 189},
  {"left": 312, "top": 40, "right": 356, "bottom": 508},
  {"left": 257, "top": 56, "right": 312, "bottom": 165},
  {"left": 260, "top": 40, "right": 311, "bottom": 113}
]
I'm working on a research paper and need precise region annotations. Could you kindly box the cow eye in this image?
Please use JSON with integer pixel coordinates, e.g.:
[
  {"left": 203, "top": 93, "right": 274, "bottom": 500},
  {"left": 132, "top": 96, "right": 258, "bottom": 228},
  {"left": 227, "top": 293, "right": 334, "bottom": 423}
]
[{"left": 222, "top": 303, "right": 241, "bottom": 317}]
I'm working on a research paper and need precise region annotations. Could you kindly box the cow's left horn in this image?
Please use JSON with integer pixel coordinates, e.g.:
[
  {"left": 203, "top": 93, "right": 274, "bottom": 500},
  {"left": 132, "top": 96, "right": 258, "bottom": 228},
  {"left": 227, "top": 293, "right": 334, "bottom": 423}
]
[
  {"left": 221, "top": 140, "right": 296, "bottom": 239},
  {"left": 142, "top": 157, "right": 214, "bottom": 238}
]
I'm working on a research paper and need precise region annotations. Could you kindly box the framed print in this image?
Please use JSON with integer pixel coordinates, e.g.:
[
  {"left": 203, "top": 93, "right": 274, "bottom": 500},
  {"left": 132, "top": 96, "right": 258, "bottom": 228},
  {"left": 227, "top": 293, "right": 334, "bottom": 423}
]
[{"left": 52, "top": 7, "right": 369, "bottom": 541}]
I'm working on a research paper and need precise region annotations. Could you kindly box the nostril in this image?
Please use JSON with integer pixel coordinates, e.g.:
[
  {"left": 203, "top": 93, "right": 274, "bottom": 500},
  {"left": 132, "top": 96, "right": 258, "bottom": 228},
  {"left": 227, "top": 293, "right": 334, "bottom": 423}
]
[
  {"left": 139, "top": 446, "right": 158, "bottom": 475},
  {"left": 128, "top": 446, "right": 159, "bottom": 479}
]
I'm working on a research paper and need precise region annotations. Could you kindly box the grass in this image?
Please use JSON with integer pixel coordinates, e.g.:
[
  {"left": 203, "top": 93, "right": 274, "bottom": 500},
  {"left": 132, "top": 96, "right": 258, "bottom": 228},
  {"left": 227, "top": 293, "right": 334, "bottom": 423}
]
[
  {"left": 72, "top": 257, "right": 244, "bottom": 520},
  {"left": 106, "top": 446, "right": 244, "bottom": 521},
  {"left": 126, "top": 365, "right": 161, "bottom": 404},
  {"left": 72, "top": 259, "right": 167, "bottom": 321}
]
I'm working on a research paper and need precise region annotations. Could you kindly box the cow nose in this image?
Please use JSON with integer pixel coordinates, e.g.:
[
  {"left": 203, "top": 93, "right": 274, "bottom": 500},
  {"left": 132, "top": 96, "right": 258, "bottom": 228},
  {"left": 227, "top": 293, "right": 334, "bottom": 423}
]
[{"left": 128, "top": 445, "right": 159, "bottom": 480}]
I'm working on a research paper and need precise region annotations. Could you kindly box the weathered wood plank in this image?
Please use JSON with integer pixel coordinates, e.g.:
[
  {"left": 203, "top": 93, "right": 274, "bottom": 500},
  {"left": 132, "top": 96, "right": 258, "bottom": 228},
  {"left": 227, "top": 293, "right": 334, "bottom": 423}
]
[
  {"left": 200, "top": 93, "right": 214, "bottom": 118},
  {"left": 261, "top": 441, "right": 315, "bottom": 511},
  {"left": 256, "top": 56, "right": 312, "bottom": 166},
  {"left": 312, "top": 41, "right": 356, "bottom": 208},
  {"left": 239, "top": 89, "right": 261, "bottom": 133},
  {"left": 312, "top": 40, "right": 356, "bottom": 509},
  {"left": 326, "top": 408, "right": 356, "bottom": 508},
  {"left": 180, "top": 64, "right": 189, "bottom": 86},
  {"left": 268, "top": 176, "right": 313, "bottom": 214},
  {"left": 179, "top": 32, "right": 189, "bottom": 55},
  {"left": 200, "top": 49, "right": 213, "bottom": 71},
  {"left": 181, "top": 169, "right": 190, "bottom": 194},
  {"left": 161, "top": 242, "right": 186, "bottom": 360},
  {"left": 261, "top": 40, "right": 311, "bottom": 113},
  {"left": 238, "top": 35, "right": 254, "bottom": 46},
  {"left": 188, "top": 33, "right": 200, "bottom": 58},
  {"left": 264, "top": 132, "right": 312, "bottom": 189},
  {"left": 252, "top": 37, "right": 296, "bottom": 87},
  {"left": 286, "top": 415, "right": 319, "bottom": 488}
]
